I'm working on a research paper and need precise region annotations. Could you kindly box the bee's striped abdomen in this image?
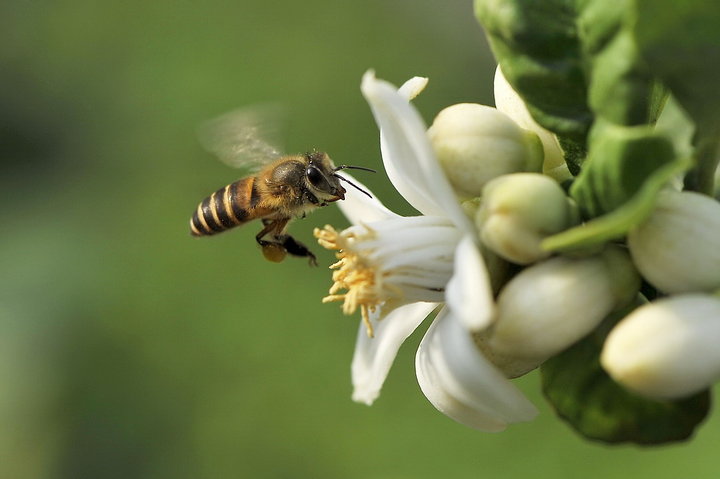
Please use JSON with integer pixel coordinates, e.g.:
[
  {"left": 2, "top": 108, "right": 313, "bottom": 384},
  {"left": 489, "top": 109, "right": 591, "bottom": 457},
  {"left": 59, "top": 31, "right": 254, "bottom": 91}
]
[{"left": 190, "top": 179, "right": 252, "bottom": 236}]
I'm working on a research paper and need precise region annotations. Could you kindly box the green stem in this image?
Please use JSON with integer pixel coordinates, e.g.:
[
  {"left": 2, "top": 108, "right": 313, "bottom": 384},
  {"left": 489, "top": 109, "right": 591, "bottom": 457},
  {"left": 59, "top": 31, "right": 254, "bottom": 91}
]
[
  {"left": 683, "top": 133, "right": 719, "bottom": 195},
  {"left": 542, "top": 156, "right": 692, "bottom": 252}
]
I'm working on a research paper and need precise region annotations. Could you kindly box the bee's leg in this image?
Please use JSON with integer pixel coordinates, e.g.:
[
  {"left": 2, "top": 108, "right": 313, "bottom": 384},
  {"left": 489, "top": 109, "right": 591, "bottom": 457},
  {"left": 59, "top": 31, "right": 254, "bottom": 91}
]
[
  {"left": 276, "top": 234, "right": 318, "bottom": 267},
  {"left": 302, "top": 188, "right": 320, "bottom": 206},
  {"left": 255, "top": 218, "right": 287, "bottom": 246},
  {"left": 301, "top": 188, "right": 332, "bottom": 209},
  {"left": 254, "top": 219, "right": 288, "bottom": 263},
  {"left": 255, "top": 223, "right": 273, "bottom": 247},
  {"left": 255, "top": 218, "right": 315, "bottom": 266}
]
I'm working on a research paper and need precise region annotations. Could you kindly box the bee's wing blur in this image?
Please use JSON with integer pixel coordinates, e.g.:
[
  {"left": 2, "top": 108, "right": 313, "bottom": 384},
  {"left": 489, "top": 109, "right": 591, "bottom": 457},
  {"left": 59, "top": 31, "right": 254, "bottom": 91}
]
[{"left": 197, "top": 104, "right": 285, "bottom": 172}]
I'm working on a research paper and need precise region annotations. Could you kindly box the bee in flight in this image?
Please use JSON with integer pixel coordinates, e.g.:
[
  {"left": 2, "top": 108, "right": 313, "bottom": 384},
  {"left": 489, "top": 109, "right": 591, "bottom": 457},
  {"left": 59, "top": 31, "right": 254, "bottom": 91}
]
[{"left": 189, "top": 106, "right": 374, "bottom": 266}]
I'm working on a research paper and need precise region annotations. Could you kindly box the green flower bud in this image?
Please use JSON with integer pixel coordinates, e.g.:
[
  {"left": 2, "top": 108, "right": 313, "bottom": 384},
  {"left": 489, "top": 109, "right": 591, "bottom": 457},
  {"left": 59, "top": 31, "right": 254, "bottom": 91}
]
[
  {"left": 490, "top": 246, "right": 640, "bottom": 360},
  {"left": 428, "top": 103, "right": 543, "bottom": 198},
  {"left": 476, "top": 173, "right": 579, "bottom": 264},
  {"left": 628, "top": 190, "right": 720, "bottom": 293},
  {"left": 601, "top": 294, "right": 720, "bottom": 400}
]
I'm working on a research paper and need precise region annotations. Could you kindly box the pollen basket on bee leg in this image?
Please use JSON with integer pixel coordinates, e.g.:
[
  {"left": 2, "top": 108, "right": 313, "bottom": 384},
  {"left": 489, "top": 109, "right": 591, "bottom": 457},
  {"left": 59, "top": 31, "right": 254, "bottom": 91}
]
[{"left": 262, "top": 243, "right": 287, "bottom": 263}]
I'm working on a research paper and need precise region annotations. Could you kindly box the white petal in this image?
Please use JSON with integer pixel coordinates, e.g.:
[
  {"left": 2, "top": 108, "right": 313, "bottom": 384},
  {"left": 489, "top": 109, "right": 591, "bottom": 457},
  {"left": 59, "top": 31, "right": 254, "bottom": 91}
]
[
  {"left": 492, "top": 66, "right": 534, "bottom": 131},
  {"left": 398, "top": 76, "right": 429, "bottom": 100},
  {"left": 335, "top": 172, "right": 399, "bottom": 225},
  {"left": 351, "top": 301, "right": 439, "bottom": 405},
  {"left": 445, "top": 234, "right": 495, "bottom": 331},
  {"left": 361, "top": 71, "right": 441, "bottom": 216},
  {"left": 493, "top": 66, "right": 570, "bottom": 183},
  {"left": 415, "top": 308, "right": 538, "bottom": 431},
  {"left": 361, "top": 71, "right": 474, "bottom": 234}
]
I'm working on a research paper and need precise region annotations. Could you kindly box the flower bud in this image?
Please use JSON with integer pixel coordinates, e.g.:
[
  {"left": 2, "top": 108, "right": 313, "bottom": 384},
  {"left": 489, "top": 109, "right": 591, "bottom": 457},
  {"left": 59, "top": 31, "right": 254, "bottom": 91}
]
[
  {"left": 627, "top": 190, "right": 720, "bottom": 293},
  {"left": 473, "top": 329, "right": 543, "bottom": 379},
  {"left": 601, "top": 294, "right": 720, "bottom": 400},
  {"left": 493, "top": 67, "right": 571, "bottom": 183},
  {"left": 428, "top": 103, "right": 543, "bottom": 198},
  {"left": 490, "top": 246, "right": 640, "bottom": 360},
  {"left": 476, "top": 173, "right": 579, "bottom": 264}
]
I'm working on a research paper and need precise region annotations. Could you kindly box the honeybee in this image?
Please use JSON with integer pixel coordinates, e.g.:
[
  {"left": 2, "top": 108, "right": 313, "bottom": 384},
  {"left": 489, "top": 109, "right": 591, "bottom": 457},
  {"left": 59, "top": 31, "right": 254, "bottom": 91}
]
[{"left": 190, "top": 106, "right": 373, "bottom": 266}]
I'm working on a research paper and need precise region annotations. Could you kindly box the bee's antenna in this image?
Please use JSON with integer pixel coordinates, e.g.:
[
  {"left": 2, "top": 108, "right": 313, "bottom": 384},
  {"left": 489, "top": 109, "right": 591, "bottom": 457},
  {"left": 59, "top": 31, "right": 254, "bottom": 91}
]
[
  {"left": 333, "top": 174, "right": 373, "bottom": 198},
  {"left": 333, "top": 165, "right": 377, "bottom": 173}
]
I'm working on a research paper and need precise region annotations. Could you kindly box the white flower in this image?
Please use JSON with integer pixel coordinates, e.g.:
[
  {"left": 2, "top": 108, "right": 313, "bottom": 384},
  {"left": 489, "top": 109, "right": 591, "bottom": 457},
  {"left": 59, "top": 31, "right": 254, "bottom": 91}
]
[
  {"left": 314, "top": 71, "right": 537, "bottom": 431},
  {"left": 315, "top": 217, "right": 460, "bottom": 336},
  {"left": 601, "top": 294, "right": 720, "bottom": 400}
]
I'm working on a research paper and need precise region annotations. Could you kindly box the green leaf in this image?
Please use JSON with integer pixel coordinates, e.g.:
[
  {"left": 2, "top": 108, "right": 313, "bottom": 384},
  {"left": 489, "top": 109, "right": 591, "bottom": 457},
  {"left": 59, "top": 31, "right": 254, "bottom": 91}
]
[
  {"left": 541, "top": 118, "right": 688, "bottom": 253},
  {"left": 571, "top": 121, "right": 676, "bottom": 218},
  {"left": 541, "top": 154, "right": 691, "bottom": 252},
  {"left": 579, "top": 0, "right": 667, "bottom": 126},
  {"left": 475, "top": 0, "right": 592, "bottom": 143},
  {"left": 541, "top": 300, "right": 711, "bottom": 445},
  {"left": 630, "top": 0, "right": 720, "bottom": 194},
  {"left": 653, "top": 96, "right": 719, "bottom": 195},
  {"left": 654, "top": 95, "right": 695, "bottom": 159},
  {"left": 683, "top": 135, "right": 720, "bottom": 196},
  {"left": 475, "top": 0, "right": 669, "bottom": 178},
  {"left": 631, "top": 0, "right": 720, "bottom": 132},
  {"left": 557, "top": 137, "right": 586, "bottom": 177},
  {"left": 477, "top": 0, "right": 703, "bottom": 252}
]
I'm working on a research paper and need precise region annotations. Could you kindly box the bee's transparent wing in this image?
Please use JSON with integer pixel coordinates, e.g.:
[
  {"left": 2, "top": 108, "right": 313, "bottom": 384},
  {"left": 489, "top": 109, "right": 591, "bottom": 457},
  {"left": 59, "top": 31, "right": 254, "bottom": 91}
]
[{"left": 197, "top": 104, "right": 285, "bottom": 171}]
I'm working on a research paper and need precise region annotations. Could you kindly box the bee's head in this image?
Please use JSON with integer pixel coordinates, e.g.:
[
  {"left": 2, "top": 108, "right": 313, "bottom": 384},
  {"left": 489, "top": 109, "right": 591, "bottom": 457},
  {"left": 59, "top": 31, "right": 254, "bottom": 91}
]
[
  {"left": 304, "top": 151, "right": 375, "bottom": 202},
  {"left": 304, "top": 152, "right": 346, "bottom": 202}
]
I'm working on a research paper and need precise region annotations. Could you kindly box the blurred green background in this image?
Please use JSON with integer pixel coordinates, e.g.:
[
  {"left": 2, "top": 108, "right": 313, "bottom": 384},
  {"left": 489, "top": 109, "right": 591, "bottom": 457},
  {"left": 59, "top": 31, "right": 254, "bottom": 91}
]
[{"left": 1, "top": 0, "right": 718, "bottom": 478}]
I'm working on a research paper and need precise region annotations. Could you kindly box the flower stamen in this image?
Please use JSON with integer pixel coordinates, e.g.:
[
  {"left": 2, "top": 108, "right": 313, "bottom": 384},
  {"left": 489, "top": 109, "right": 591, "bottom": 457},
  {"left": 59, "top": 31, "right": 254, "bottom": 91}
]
[
  {"left": 315, "top": 225, "right": 383, "bottom": 337},
  {"left": 314, "top": 219, "right": 457, "bottom": 338}
]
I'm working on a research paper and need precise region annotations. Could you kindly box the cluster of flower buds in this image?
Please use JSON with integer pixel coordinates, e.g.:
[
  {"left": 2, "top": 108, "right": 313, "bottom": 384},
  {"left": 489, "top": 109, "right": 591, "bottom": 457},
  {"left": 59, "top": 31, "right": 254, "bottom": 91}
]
[{"left": 429, "top": 68, "right": 720, "bottom": 404}]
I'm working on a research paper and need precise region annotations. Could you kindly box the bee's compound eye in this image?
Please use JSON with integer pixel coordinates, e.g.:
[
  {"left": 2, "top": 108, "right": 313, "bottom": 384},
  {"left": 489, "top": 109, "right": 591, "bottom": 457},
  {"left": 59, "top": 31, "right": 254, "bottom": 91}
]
[{"left": 306, "top": 166, "right": 324, "bottom": 187}]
